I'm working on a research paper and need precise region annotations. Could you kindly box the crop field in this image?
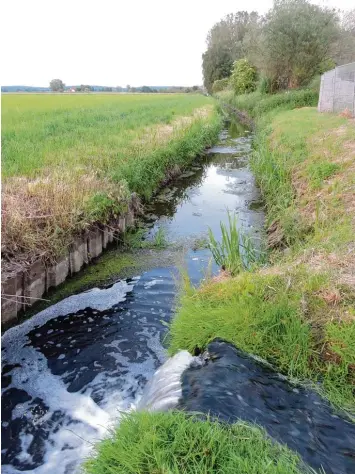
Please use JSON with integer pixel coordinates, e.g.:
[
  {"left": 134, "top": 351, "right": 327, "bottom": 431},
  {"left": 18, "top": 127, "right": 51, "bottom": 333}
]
[{"left": 2, "top": 93, "right": 220, "bottom": 270}]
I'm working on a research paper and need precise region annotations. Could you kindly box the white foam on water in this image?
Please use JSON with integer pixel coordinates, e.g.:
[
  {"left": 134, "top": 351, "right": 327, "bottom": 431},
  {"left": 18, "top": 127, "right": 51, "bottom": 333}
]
[
  {"left": 137, "top": 351, "right": 199, "bottom": 412},
  {"left": 2, "top": 278, "right": 153, "bottom": 474},
  {"left": 143, "top": 279, "right": 164, "bottom": 289}
]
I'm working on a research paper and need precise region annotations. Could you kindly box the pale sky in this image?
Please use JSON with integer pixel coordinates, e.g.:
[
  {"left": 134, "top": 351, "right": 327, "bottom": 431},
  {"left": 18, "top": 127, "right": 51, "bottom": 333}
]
[{"left": 1, "top": 0, "right": 354, "bottom": 87}]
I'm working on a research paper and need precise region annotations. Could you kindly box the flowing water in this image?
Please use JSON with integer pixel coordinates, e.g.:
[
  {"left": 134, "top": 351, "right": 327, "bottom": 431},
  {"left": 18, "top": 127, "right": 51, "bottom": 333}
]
[{"left": 2, "top": 124, "right": 353, "bottom": 474}]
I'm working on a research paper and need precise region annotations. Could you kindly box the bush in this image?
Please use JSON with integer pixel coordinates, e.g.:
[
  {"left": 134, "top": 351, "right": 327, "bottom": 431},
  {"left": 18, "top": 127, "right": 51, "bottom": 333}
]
[
  {"left": 257, "top": 76, "right": 272, "bottom": 94},
  {"left": 307, "top": 75, "right": 321, "bottom": 93},
  {"left": 230, "top": 59, "right": 257, "bottom": 95},
  {"left": 212, "top": 77, "right": 231, "bottom": 93}
]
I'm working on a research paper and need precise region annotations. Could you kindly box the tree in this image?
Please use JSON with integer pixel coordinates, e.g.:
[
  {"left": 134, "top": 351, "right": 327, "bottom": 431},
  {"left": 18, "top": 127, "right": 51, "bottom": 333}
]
[
  {"left": 50, "top": 79, "right": 65, "bottom": 92},
  {"left": 256, "top": 0, "right": 339, "bottom": 89},
  {"left": 126, "top": 84, "right": 131, "bottom": 92},
  {"left": 202, "top": 11, "right": 260, "bottom": 92},
  {"left": 332, "top": 9, "right": 355, "bottom": 65},
  {"left": 230, "top": 59, "right": 257, "bottom": 94}
]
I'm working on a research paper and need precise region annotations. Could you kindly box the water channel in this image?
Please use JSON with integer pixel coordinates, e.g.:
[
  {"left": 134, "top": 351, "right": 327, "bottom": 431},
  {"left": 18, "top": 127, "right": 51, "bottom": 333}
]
[{"left": 2, "top": 123, "right": 354, "bottom": 474}]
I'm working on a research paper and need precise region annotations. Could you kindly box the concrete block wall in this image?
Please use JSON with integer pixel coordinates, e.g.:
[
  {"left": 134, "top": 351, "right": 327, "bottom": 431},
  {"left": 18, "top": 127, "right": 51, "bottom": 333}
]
[
  {"left": 318, "top": 63, "right": 355, "bottom": 116},
  {"left": 1, "top": 203, "right": 138, "bottom": 330}
]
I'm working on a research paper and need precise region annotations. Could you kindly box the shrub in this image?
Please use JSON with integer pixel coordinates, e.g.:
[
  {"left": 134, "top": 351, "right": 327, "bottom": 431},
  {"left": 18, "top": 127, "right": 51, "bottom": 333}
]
[
  {"left": 257, "top": 76, "right": 272, "bottom": 94},
  {"left": 230, "top": 59, "right": 258, "bottom": 95},
  {"left": 212, "top": 77, "right": 231, "bottom": 94}
]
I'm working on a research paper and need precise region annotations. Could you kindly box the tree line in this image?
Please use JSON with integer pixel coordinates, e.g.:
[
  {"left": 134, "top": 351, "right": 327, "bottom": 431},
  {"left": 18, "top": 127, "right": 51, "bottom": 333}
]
[
  {"left": 202, "top": 0, "right": 355, "bottom": 93},
  {"left": 49, "top": 80, "right": 203, "bottom": 94}
]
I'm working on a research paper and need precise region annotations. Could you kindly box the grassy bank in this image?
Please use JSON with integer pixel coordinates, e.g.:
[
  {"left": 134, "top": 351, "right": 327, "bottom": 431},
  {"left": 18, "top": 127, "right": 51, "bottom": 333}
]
[
  {"left": 217, "top": 89, "right": 318, "bottom": 118},
  {"left": 84, "top": 411, "right": 306, "bottom": 474},
  {"left": 2, "top": 94, "right": 221, "bottom": 273},
  {"left": 170, "top": 106, "right": 355, "bottom": 414}
]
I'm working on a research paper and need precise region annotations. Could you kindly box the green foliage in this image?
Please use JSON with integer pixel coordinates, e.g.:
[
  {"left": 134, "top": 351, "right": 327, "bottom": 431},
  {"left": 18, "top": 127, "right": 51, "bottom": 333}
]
[
  {"left": 170, "top": 107, "right": 355, "bottom": 414},
  {"left": 257, "top": 76, "right": 272, "bottom": 94},
  {"left": 230, "top": 58, "right": 257, "bottom": 95},
  {"left": 256, "top": 0, "right": 339, "bottom": 88},
  {"left": 307, "top": 162, "right": 340, "bottom": 189},
  {"left": 203, "top": 0, "right": 350, "bottom": 92},
  {"left": 307, "top": 75, "right": 321, "bottom": 93},
  {"left": 208, "top": 212, "right": 263, "bottom": 275},
  {"left": 212, "top": 77, "right": 230, "bottom": 93},
  {"left": 218, "top": 89, "right": 318, "bottom": 118},
  {"left": 151, "top": 226, "right": 168, "bottom": 248},
  {"left": 84, "top": 190, "right": 129, "bottom": 222},
  {"left": 49, "top": 78, "right": 65, "bottom": 92},
  {"left": 84, "top": 411, "right": 304, "bottom": 474},
  {"left": 208, "top": 213, "right": 243, "bottom": 275},
  {"left": 202, "top": 11, "right": 260, "bottom": 92}
]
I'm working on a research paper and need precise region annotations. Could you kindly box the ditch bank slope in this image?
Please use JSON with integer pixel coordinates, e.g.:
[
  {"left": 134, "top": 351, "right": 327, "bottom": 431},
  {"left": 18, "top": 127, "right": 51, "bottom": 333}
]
[{"left": 1, "top": 95, "right": 221, "bottom": 328}]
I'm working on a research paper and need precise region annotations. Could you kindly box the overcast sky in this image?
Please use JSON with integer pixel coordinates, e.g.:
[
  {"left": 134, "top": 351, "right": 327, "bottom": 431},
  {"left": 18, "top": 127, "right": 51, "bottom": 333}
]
[{"left": 1, "top": 0, "right": 354, "bottom": 87}]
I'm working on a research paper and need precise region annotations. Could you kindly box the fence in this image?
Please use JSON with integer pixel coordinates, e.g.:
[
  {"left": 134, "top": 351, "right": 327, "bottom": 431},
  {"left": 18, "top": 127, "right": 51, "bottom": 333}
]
[{"left": 318, "top": 62, "right": 355, "bottom": 117}]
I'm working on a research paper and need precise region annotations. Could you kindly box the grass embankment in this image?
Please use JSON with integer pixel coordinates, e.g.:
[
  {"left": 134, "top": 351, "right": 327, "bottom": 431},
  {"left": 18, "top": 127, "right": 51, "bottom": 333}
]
[
  {"left": 2, "top": 94, "right": 221, "bottom": 273},
  {"left": 170, "top": 106, "right": 355, "bottom": 413},
  {"left": 84, "top": 411, "right": 306, "bottom": 474},
  {"left": 216, "top": 89, "right": 318, "bottom": 117}
]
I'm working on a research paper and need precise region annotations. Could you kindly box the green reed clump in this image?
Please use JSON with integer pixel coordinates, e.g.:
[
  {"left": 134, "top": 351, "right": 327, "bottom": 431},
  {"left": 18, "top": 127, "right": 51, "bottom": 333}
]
[{"left": 208, "top": 212, "right": 264, "bottom": 275}]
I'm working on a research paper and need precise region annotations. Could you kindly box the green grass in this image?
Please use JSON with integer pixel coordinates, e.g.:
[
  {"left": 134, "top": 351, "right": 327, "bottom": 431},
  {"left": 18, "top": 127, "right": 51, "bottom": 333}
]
[
  {"left": 251, "top": 108, "right": 353, "bottom": 247},
  {"left": 2, "top": 94, "right": 221, "bottom": 266},
  {"left": 208, "top": 212, "right": 264, "bottom": 275},
  {"left": 84, "top": 411, "right": 307, "bottom": 474},
  {"left": 170, "top": 269, "right": 355, "bottom": 413},
  {"left": 307, "top": 162, "right": 340, "bottom": 189},
  {"left": 217, "top": 89, "right": 318, "bottom": 118},
  {"left": 2, "top": 94, "right": 216, "bottom": 178}
]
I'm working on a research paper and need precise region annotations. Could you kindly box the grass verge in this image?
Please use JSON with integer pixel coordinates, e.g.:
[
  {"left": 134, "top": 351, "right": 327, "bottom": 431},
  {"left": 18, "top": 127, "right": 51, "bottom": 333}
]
[
  {"left": 170, "top": 107, "right": 355, "bottom": 414},
  {"left": 84, "top": 411, "right": 306, "bottom": 474}
]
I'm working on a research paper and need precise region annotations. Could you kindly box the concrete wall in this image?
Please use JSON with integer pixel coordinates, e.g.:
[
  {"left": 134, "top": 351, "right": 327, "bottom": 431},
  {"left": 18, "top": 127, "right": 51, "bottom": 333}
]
[
  {"left": 318, "top": 63, "right": 355, "bottom": 116},
  {"left": 1, "top": 200, "right": 139, "bottom": 330}
]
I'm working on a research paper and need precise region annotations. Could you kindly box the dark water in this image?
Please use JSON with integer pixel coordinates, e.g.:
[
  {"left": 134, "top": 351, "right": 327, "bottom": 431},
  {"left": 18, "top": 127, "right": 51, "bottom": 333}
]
[{"left": 179, "top": 340, "right": 355, "bottom": 474}]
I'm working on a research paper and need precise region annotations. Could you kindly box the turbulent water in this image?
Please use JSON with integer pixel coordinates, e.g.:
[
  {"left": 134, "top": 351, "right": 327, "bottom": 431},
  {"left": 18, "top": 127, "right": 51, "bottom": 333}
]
[
  {"left": 179, "top": 340, "right": 355, "bottom": 474},
  {"left": 2, "top": 124, "right": 353, "bottom": 474}
]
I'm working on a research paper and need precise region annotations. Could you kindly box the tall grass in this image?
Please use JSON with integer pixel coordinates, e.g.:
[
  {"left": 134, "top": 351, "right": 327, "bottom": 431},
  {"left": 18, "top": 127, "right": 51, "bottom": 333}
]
[
  {"left": 217, "top": 89, "right": 318, "bottom": 118},
  {"left": 84, "top": 411, "right": 305, "bottom": 474},
  {"left": 2, "top": 94, "right": 221, "bottom": 266},
  {"left": 170, "top": 269, "right": 355, "bottom": 413},
  {"left": 208, "top": 212, "right": 263, "bottom": 275}
]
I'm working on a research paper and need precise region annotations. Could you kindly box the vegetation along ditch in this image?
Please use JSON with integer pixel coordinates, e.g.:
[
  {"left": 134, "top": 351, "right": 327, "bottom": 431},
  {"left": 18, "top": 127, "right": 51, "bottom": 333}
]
[
  {"left": 1, "top": 86, "right": 354, "bottom": 474},
  {"left": 2, "top": 0, "right": 355, "bottom": 472}
]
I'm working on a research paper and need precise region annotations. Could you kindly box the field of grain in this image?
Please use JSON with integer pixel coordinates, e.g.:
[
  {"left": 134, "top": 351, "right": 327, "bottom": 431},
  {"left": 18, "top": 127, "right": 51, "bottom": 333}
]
[{"left": 2, "top": 93, "right": 220, "bottom": 270}]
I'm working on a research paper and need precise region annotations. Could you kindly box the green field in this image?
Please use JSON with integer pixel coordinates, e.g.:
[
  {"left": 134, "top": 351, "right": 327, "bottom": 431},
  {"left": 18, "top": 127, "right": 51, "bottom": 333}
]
[{"left": 2, "top": 93, "right": 220, "bottom": 267}]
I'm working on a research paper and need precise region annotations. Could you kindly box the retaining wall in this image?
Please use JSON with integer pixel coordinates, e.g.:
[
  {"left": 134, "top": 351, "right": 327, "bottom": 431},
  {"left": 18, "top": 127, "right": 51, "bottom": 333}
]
[
  {"left": 1, "top": 197, "right": 139, "bottom": 330},
  {"left": 318, "top": 63, "right": 355, "bottom": 116}
]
